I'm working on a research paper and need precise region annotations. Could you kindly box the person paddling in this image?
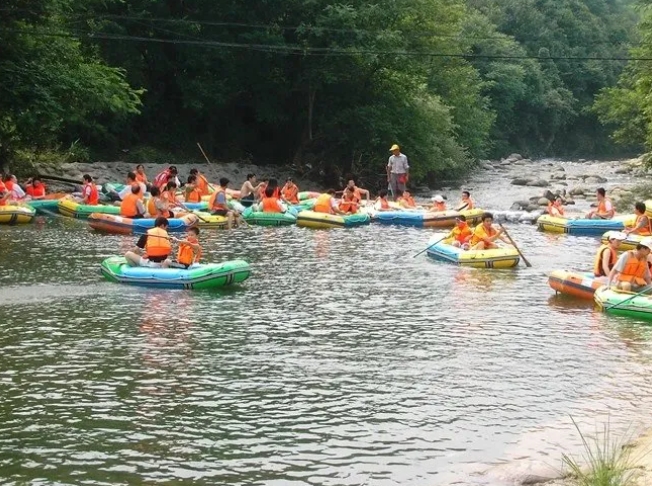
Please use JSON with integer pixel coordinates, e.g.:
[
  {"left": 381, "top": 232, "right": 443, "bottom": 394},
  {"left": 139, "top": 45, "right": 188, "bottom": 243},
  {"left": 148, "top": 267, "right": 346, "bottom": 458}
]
[
  {"left": 470, "top": 212, "right": 510, "bottom": 250},
  {"left": 607, "top": 237, "right": 652, "bottom": 291},
  {"left": 457, "top": 191, "right": 474, "bottom": 211},
  {"left": 124, "top": 216, "right": 173, "bottom": 268},
  {"left": 209, "top": 177, "right": 241, "bottom": 229},
  {"left": 170, "top": 227, "right": 202, "bottom": 269},
  {"left": 447, "top": 215, "right": 473, "bottom": 248},
  {"left": 624, "top": 202, "right": 652, "bottom": 236},
  {"left": 594, "top": 231, "right": 625, "bottom": 278},
  {"left": 147, "top": 187, "right": 172, "bottom": 218}
]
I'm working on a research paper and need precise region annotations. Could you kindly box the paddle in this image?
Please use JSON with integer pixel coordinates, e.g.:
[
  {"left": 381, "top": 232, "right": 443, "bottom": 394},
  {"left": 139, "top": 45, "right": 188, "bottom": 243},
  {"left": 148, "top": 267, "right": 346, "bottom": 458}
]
[
  {"left": 196, "top": 142, "right": 219, "bottom": 194},
  {"left": 412, "top": 236, "right": 447, "bottom": 258},
  {"left": 606, "top": 284, "right": 652, "bottom": 311},
  {"left": 456, "top": 203, "right": 469, "bottom": 211},
  {"left": 499, "top": 223, "right": 532, "bottom": 268}
]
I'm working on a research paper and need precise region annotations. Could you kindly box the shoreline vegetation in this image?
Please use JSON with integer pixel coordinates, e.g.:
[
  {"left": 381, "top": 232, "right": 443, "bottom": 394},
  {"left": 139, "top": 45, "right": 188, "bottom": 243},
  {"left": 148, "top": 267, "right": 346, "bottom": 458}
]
[{"left": 2, "top": 0, "right": 650, "bottom": 187}]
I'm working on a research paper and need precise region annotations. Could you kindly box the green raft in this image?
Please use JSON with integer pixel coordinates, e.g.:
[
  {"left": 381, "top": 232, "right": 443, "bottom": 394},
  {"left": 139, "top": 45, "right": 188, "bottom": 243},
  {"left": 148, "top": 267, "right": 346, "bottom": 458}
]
[
  {"left": 58, "top": 199, "right": 120, "bottom": 219},
  {"left": 594, "top": 286, "right": 652, "bottom": 320},
  {"left": 242, "top": 206, "right": 297, "bottom": 226},
  {"left": 101, "top": 256, "right": 251, "bottom": 290},
  {"left": 26, "top": 199, "right": 61, "bottom": 214}
]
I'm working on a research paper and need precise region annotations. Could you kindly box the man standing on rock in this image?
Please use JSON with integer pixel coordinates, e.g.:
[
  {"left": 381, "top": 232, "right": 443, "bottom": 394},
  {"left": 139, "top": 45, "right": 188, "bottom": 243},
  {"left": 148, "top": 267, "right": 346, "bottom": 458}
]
[{"left": 387, "top": 144, "right": 409, "bottom": 201}]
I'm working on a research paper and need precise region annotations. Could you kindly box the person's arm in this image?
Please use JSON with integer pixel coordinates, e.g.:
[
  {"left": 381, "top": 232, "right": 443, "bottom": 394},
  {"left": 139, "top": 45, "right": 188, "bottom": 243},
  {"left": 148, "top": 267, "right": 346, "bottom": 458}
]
[
  {"left": 118, "top": 185, "right": 130, "bottom": 200},
  {"left": 601, "top": 250, "right": 613, "bottom": 277},
  {"left": 360, "top": 188, "right": 370, "bottom": 201},
  {"left": 133, "top": 235, "right": 147, "bottom": 254},
  {"left": 386, "top": 158, "right": 392, "bottom": 181},
  {"left": 644, "top": 264, "right": 652, "bottom": 285},
  {"left": 607, "top": 252, "right": 628, "bottom": 287},
  {"left": 136, "top": 199, "right": 146, "bottom": 216},
  {"left": 217, "top": 192, "right": 228, "bottom": 208},
  {"left": 404, "top": 156, "right": 409, "bottom": 177},
  {"left": 604, "top": 201, "right": 615, "bottom": 219}
]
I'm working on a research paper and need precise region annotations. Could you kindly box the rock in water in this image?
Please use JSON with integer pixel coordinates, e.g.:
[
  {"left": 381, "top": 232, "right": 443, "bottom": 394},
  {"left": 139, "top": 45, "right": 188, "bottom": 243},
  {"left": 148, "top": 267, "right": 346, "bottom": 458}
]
[
  {"left": 508, "top": 153, "right": 523, "bottom": 161},
  {"left": 511, "top": 178, "right": 532, "bottom": 186},
  {"left": 615, "top": 167, "right": 632, "bottom": 174},
  {"left": 570, "top": 187, "right": 586, "bottom": 196},
  {"left": 526, "top": 179, "right": 549, "bottom": 187},
  {"left": 584, "top": 175, "right": 608, "bottom": 184},
  {"left": 538, "top": 197, "right": 550, "bottom": 206},
  {"left": 550, "top": 172, "right": 566, "bottom": 180}
]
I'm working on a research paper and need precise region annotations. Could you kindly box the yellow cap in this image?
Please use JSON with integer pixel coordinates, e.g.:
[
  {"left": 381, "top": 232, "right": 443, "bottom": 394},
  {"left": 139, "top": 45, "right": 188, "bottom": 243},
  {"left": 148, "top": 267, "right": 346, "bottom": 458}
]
[{"left": 389, "top": 144, "right": 400, "bottom": 152}]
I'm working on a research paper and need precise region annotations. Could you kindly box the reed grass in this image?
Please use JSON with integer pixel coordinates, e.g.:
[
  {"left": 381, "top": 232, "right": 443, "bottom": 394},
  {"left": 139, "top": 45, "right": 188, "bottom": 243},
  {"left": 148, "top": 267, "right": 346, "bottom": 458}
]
[{"left": 561, "top": 416, "right": 640, "bottom": 486}]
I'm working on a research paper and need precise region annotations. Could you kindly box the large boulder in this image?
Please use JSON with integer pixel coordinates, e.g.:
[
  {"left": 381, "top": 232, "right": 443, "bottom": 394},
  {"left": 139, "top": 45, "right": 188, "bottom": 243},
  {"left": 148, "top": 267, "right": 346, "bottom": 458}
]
[
  {"left": 507, "top": 153, "right": 523, "bottom": 161},
  {"left": 526, "top": 179, "right": 549, "bottom": 187},
  {"left": 615, "top": 167, "right": 632, "bottom": 174},
  {"left": 511, "top": 178, "right": 532, "bottom": 186},
  {"left": 479, "top": 160, "right": 495, "bottom": 170},
  {"left": 538, "top": 197, "right": 550, "bottom": 206},
  {"left": 570, "top": 186, "right": 586, "bottom": 196},
  {"left": 510, "top": 200, "right": 531, "bottom": 210},
  {"left": 584, "top": 175, "right": 608, "bottom": 184},
  {"left": 543, "top": 190, "right": 555, "bottom": 201},
  {"left": 550, "top": 172, "right": 566, "bottom": 180}
]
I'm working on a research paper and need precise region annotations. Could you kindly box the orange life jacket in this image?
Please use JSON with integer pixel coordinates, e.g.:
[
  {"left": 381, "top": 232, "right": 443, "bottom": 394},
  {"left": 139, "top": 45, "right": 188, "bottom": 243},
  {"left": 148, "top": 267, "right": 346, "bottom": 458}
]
[
  {"left": 209, "top": 187, "right": 228, "bottom": 211},
  {"left": 314, "top": 194, "right": 334, "bottom": 214},
  {"left": 148, "top": 196, "right": 170, "bottom": 218},
  {"left": 177, "top": 236, "right": 201, "bottom": 265},
  {"left": 162, "top": 190, "right": 176, "bottom": 206},
  {"left": 26, "top": 183, "right": 46, "bottom": 198},
  {"left": 282, "top": 184, "right": 299, "bottom": 204},
  {"left": 615, "top": 251, "right": 648, "bottom": 286},
  {"left": 197, "top": 175, "right": 210, "bottom": 196},
  {"left": 120, "top": 193, "right": 142, "bottom": 217},
  {"left": 135, "top": 172, "right": 148, "bottom": 184},
  {"left": 185, "top": 186, "right": 202, "bottom": 203},
  {"left": 470, "top": 223, "right": 497, "bottom": 246},
  {"left": 0, "top": 181, "right": 7, "bottom": 205},
  {"left": 145, "top": 227, "right": 171, "bottom": 258},
  {"left": 451, "top": 223, "right": 472, "bottom": 244},
  {"left": 593, "top": 244, "right": 617, "bottom": 277},
  {"left": 261, "top": 196, "right": 283, "bottom": 213},
  {"left": 84, "top": 183, "right": 99, "bottom": 205},
  {"left": 433, "top": 201, "right": 446, "bottom": 212},
  {"left": 340, "top": 194, "right": 360, "bottom": 214},
  {"left": 597, "top": 198, "right": 613, "bottom": 216},
  {"left": 634, "top": 214, "right": 652, "bottom": 236}
]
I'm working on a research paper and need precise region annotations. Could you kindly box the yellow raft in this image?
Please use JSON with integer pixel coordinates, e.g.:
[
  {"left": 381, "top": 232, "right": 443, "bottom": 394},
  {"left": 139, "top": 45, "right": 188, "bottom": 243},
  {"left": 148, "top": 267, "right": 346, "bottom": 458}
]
[
  {"left": 296, "top": 211, "right": 371, "bottom": 229},
  {"left": 0, "top": 205, "right": 36, "bottom": 224},
  {"left": 191, "top": 212, "right": 228, "bottom": 229},
  {"left": 537, "top": 214, "right": 636, "bottom": 236},
  {"left": 425, "top": 237, "right": 520, "bottom": 268}
]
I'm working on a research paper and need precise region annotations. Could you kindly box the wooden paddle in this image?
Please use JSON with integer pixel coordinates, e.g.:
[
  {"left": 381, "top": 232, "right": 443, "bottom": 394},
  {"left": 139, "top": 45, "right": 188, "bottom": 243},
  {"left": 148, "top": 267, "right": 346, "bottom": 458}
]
[
  {"left": 412, "top": 236, "right": 447, "bottom": 258},
  {"left": 499, "top": 223, "right": 532, "bottom": 267},
  {"left": 196, "top": 142, "right": 219, "bottom": 194},
  {"left": 606, "top": 284, "right": 652, "bottom": 311}
]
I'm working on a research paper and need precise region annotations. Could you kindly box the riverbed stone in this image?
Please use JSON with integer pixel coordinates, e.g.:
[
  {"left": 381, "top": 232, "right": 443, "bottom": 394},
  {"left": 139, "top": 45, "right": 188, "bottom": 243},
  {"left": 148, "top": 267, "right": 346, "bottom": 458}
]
[
  {"left": 537, "top": 197, "right": 550, "bottom": 206},
  {"left": 511, "top": 178, "right": 532, "bottom": 186},
  {"left": 511, "top": 200, "right": 531, "bottom": 210},
  {"left": 569, "top": 186, "right": 586, "bottom": 196},
  {"left": 550, "top": 172, "right": 566, "bottom": 180},
  {"left": 615, "top": 166, "right": 632, "bottom": 174},
  {"left": 526, "top": 179, "right": 549, "bottom": 187}
]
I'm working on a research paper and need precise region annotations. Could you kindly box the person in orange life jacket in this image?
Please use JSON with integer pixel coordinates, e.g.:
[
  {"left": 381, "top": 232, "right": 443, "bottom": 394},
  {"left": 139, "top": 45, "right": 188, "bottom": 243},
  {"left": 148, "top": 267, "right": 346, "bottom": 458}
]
[
  {"left": 3, "top": 173, "right": 25, "bottom": 200},
  {"left": 339, "top": 186, "right": 361, "bottom": 214},
  {"left": 447, "top": 215, "right": 473, "bottom": 248},
  {"left": 267, "top": 178, "right": 282, "bottom": 199},
  {"left": 607, "top": 237, "right": 652, "bottom": 291},
  {"left": 261, "top": 186, "right": 287, "bottom": 213},
  {"left": 135, "top": 164, "right": 149, "bottom": 187},
  {"left": 343, "top": 178, "right": 370, "bottom": 203},
  {"left": 169, "top": 227, "right": 202, "bottom": 269},
  {"left": 587, "top": 187, "right": 615, "bottom": 220},
  {"left": 124, "top": 216, "right": 173, "bottom": 268},
  {"left": 374, "top": 189, "right": 392, "bottom": 211},
  {"left": 594, "top": 231, "right": 626, "bottom": 279},
  {"left": 457, "top": 190, "right": 474, "bottom": 211},
  {"left": 470, "top": 212, "right": 510, "bottom": 250},
  {"left": 624, "top": 202, "right": 652, "bottom": 236},
  {"left": 162, "top": 181, "right": 190, "bottom": 213},
  {"left": 396, "top": 189, "right": 416, "bottom": 209},
  {"left": 256, "top": 179, "right": 269, "bottom": 202},
  {"left": 240, "top": 173, "right": 263, "bottom": 207},
  {"left": 209, "top": 177, "right": 241, "bottom": 229},
  {"left": 0, "top": 178, "right": 9, "bottom": 206},
  {"left": 25, "top": 176, "right": 47, "bottom": 199},
  {"left": 547, "top": 196, "right": 565, "bottom": 217},
  {"left": 189, "top": 168, "right": 211, "bottom": 196},
  {"left": 184, "top": 175, "right": 203, "bottom": 203},
  {"left": 146, "top": 187, "right": 172, "bottom": 218},
  {"left": 281, "top": 178, "right": 300, "bottom": 204},
  {"left": 80, "top": 174, "right": 99, "bottom": 205},
  {"left": 153, "top": 165, "right": 179, "bottom": 190},
  {"left": 314, "top": 189, "right": 346, "bottom": 214},
  {"left": 431, "top": 195, "right": 447, "bottom": 212},
  {"left": 120, "top": 184, "right": 146, "bottom": 218}
]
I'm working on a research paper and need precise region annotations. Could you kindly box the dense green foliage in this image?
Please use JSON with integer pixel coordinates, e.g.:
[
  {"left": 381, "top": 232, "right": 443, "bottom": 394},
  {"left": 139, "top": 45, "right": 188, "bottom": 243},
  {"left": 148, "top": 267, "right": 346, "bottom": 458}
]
[
  {"left": 594, "top": 2, "right": 652, "bottom": 156},
  {"left": 0, "top": 0, "right": 640, "bottom": 182}
]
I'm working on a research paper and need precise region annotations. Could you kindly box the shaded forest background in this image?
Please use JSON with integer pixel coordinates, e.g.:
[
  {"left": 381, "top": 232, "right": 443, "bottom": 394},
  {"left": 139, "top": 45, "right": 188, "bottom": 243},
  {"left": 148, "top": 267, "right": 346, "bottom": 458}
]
[{"left": 2, "top": 0, "right": 651, "bottom": 183}]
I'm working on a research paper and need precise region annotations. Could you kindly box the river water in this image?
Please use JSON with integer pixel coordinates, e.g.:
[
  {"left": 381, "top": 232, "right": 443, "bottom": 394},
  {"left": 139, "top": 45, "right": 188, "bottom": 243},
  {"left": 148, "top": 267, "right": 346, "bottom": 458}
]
[{"left": 1, "top": 159, "right": 652, "bottom": 486}]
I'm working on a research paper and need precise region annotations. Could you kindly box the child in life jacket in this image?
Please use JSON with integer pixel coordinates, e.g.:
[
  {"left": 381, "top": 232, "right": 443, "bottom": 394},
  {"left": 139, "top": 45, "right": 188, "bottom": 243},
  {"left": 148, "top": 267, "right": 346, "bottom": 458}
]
[{"left": 171, "top": 227, "right": 202, "bottom": 269}]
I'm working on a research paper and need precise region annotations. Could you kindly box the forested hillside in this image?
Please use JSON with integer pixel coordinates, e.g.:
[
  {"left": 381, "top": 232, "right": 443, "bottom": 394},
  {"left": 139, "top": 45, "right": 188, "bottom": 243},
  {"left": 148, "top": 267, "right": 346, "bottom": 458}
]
[{"left": 0, "top": 0, "right": 640, "bottom": 182}]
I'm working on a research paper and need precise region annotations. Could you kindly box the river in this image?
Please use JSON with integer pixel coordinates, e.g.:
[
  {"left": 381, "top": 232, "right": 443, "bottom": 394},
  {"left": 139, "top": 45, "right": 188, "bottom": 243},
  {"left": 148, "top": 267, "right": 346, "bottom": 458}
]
[{"left": 1, "top": 159, "right": 652, "bottom": 486}]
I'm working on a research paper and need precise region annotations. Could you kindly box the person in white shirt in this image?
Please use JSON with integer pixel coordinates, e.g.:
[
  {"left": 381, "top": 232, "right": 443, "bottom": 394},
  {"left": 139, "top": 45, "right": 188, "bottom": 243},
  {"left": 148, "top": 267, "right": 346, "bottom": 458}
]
[
  {"left": 117, "top": 172, "right": 148, "bottom": 201},
  {"left": 386, "top": 144, "right": 409, "bottom": 201}
]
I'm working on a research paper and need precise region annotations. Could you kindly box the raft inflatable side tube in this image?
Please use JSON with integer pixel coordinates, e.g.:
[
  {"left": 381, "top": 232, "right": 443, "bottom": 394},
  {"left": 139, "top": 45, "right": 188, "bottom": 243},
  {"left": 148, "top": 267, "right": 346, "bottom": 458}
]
[
  {"left": 0, "top": 205, "right": 36, "bottom": 224},
  {"left": 537, "top": 214, "right": 636, "bottom": 236},
  {"left": 595, "top": 286, "right": 652, "bottom": 320},
  {"left": 548, "top": 270, "right": 604, "bottom": 300},
  {"left": 88, "top": 213, "right": 199, "bottom": 234},
  {"left": 296, "top": 210, "right": 371, "bottom": 229},
  {"left": 58, "top": 199, "right": 120, "bottom": 219},
  {"left": 425, "top": 237, "right": 520, "bottom": 269}
]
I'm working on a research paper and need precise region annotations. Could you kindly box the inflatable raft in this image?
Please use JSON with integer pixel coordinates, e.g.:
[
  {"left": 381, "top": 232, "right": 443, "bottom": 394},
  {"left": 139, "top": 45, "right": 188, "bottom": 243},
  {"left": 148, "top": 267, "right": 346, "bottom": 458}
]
[
  {"left": 192, "top": 212, "right": 228, "bottom": 229},
  {"left": 425, "top": 237, "right": 520, "bottom": 268},
  {"left": 548, "top": 270, "right": 604, "bottom": 300},
  {"left": 25, "top": 193, "right": 67, "bottom": 214},
  {"left": 0, "top": 205, "right": 36, "bottom": 224},
  {"left": 600, "top": 232, "right": 642, "bottom": 252},
  {"left": 299, "top": 191, "right": 321, "bottom": 201},
  {"left": 100, "top": 256, "right": 251, "bottom": 290},
  {"left": 242, "top": 207, "right": 297, "bottom": 226},
  {"left": 88, "top": 213, "right": 198, "bottom": 234},
  {"left": 374, "top": 208, "right": 483, "bottom": 228},
  {"left": 594, "top": 287, "right": 652, "bottom": 320},
  {"left": 537, "top": 214, "right": 636, "bottom": 236},
  {"left": 58, "top": 199, "right": 120, "bottom": 219},
  {"left": 296, "top": 210, "right": 371, "bottom": 229}
]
